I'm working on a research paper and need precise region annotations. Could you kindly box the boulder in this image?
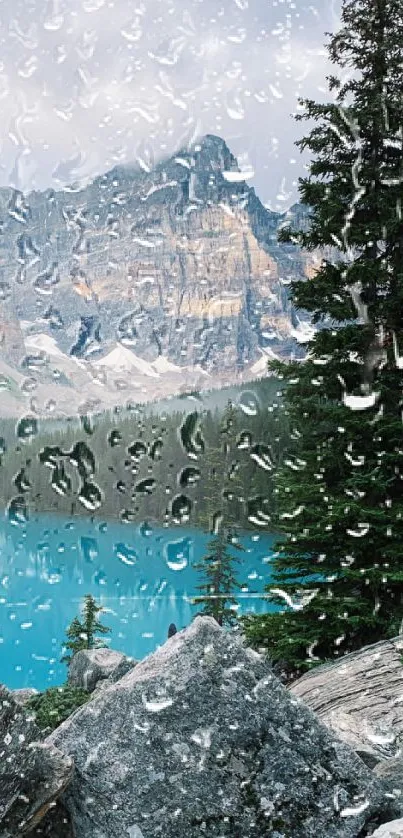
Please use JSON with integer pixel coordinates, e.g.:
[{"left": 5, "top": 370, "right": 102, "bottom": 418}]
[
  {"left": 26, "top": 802, "right": 74, "bottom": 838},
  {"left": 290, "top": 637, "right": 403, "bottom": 766},
  {"left": 370, "top": 818, "right": 403, "bottom": 836},
  {"left": 13, "top": 688, "right": 39, "bottom": 706},
  {"left": 374, "top": 759, "right": 403, "bottom": 813},
  {"left": 50, "top": 617, "right": 396, "bottom": 838},
  {"left": 67, "top": 647, "right": 136, "bottom": 693},
  {"left": 0, "top": 686, "right": 73, "bottom": 837}
]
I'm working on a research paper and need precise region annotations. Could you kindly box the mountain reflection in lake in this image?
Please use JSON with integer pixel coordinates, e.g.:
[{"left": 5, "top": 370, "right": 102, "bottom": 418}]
[{"left": 0, "top": 513, "right": 276, "bottom": 690}]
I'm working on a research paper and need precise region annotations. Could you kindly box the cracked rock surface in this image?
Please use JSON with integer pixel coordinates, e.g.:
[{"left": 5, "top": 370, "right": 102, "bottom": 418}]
[
  {"left": 48, "top": 617, "right": 395, "bottom": 838},
  {"left": 0, "top": 687, "right": 73, "bottom": 838},
  {"left": 291, "top": 637, "right": 403, "bottom": 765}
]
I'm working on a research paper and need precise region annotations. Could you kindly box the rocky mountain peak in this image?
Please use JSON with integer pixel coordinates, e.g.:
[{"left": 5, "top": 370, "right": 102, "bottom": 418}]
[{"left": 0, "top": 135, "right": 318, "bottom": 416}]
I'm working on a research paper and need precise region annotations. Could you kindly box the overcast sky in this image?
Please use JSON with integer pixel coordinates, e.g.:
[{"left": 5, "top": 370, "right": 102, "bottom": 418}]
[{"left": 0, "top": 0, "right": 341, "bottom": 211}]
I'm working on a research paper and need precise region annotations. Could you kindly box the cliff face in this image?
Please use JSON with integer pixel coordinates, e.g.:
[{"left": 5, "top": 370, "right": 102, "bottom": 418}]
[{"left": 0, "top": 135, "right": 316, "bottom": 414}]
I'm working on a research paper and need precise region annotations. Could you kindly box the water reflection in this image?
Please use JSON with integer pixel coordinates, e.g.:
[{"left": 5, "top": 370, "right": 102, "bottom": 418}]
[{"left": 0, "top": 512, "right": 276, "bottom": 690}]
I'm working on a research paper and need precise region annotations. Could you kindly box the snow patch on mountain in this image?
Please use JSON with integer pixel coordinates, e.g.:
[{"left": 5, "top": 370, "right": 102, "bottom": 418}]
[
  {"left": 153, "top": 356, "right": 182, "bottom": 374},
  {"left": 290, "top": 319, "right": 316, "bottom": 344},
  {"left": 249, "top": 348, "right": 280, "bottom": 375},
  {"left": 93, "top": 345, "right": 160, "bottom": 378},
  {"left": 24, "top": 333, "right": 66, "bottom": 358}
]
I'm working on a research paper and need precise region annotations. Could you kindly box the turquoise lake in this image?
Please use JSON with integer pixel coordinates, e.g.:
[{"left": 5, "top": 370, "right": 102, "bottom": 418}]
[{"left": 0, "top": 512, "right": 277, "bottom": 691}]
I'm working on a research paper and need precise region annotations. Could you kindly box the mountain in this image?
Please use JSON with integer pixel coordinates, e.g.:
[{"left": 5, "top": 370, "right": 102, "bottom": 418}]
[{"left": 0, "top": 135, "right": 318, "bottom": 417}]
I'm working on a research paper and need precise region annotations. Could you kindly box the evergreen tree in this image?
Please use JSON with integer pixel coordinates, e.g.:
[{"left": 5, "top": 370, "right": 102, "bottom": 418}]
[
  {"left": 61, "top": 594, "right": 111, "bottom": 664},
  {"left": 193, "top": 529, "right": 241, "bottom": 626},
  {"left": 244, "top": 0, "right": 403, "bottom": 673}
]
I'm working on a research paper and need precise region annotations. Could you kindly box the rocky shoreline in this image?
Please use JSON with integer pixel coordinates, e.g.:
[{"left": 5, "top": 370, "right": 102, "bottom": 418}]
[{"left": 2, "top": 618, "right": 403, "bottom": 837}]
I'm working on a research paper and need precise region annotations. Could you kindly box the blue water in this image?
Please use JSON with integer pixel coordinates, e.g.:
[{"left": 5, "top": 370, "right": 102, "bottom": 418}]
[{"left": 0, "top": 512, "right": 277, "bottom": 690}]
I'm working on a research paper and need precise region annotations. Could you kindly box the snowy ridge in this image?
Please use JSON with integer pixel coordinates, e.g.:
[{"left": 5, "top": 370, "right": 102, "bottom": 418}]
[
  {"left": 24, "top": 333, "right": 66, "bottom": 358},
  {"left": 93, "top": 345, "right": 160, "bottom": 378}
]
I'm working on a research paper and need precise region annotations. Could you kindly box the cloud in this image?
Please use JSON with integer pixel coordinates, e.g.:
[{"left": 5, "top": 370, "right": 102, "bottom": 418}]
[{"left": 0, "top": 0, "right": 341, "bottom": 209}]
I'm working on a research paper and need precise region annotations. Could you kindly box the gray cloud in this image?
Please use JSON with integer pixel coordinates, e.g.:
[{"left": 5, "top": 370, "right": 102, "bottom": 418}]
[{"left": 0, "top": 0, "right": 341, "bottom": 210}]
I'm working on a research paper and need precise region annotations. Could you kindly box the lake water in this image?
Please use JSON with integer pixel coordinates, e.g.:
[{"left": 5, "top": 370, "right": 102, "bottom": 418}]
[{"left": 0, "top": 512, "right": 277, "bottom": 691}]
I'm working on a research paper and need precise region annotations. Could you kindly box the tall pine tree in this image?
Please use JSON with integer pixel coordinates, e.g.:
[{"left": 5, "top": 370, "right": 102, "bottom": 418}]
[
  {"left": 194, "top": 400, "right": 244, "bottom": 624},
  {"left": 244, "top": 0, "right": 403, "bottom": 673},
  {"left": 61, "top": 594, "right": 111, "bottom": 664},
  {"left": 193, "top": 530, "right": 241, "bottom": 626}
]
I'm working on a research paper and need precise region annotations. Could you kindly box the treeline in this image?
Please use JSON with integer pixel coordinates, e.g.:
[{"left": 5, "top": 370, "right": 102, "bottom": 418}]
[
  {"left": 0, "top": 377, "right": 289, "bottom": 531},
  {"left": 241, "top": 0, "right": 403, "bottom": 678}
]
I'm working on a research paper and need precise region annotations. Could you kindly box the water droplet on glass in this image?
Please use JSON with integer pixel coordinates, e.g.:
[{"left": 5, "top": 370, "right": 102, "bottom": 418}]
[
  {"left": 69, "top": 442, "right": 95, "bottom": 478},
  {"left": 141, "top": 693, "right": 174, "bottom": 713},
  {"left": 108, "top": 429, "right": 122, "bottom": 447},
  {"left": 171, "top": 494, "right": 192, "bottom": 524},
  {"left": 236, "top": 431, "right": 252, "bottom": 450},
  {"left": 250, "top": 444, "right": 274, "bottom": 471},
  {"left": 139, "top": 521, "right": 153, "bottom": 537},
  {"left": 178, "top": 466, "right": 201, "bottom": 488},
  {"left": 134, "top": 478, "right": 155, "bottom": 495},
  {"left": 164, "top": 537, "right": 191, "bottom": 571},
  {"left": 114, "top": 543, "right": 137, "bottom": 566},
  {"left": 7, "top": 496, "right": 28, "bottom": 527},
  {"left": 179, "top": 412, "right": 204, "bottom": 460},
  {"left": 78, "top": 480, "right": 102, "bottom": 511},
  {"left": 128, "top": 440, "right": 147, "bottom": 462},
  {"left": 80, "top": 537, "right": 99, "bottom": 562},
  {"left": 16, "top": 416, "right": 38, "bottom": 440},
  {"left": 51, "top": 464, "right": 72, "bottom": 496},
  {"left": 149, "top": 439, "right": 163, "bottom": 460},
  {"left": 237, "top": 391, "right": 259, "bottom": 416}
]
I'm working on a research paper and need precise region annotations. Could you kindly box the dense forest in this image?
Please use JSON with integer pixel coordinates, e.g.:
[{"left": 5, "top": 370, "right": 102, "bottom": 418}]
[{"left": 0, "top": 376, "right": 289, "bottom": 532}]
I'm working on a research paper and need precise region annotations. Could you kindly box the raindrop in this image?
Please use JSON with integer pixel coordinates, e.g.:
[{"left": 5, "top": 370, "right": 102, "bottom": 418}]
[
  {"left": 14, "top": 469, "right": 31, "bottom": 493},
  {"left": 7, "top": 496, "right": 28, "bottom": 526},
  {"left": 16, "top": 416, "right": 38, "bottom": 441},
  {"left": 237, "top": 391, "right": 259, "bottom": 416},
  {"left": 250, "top": 444, "right": 274, "bottom": 471},
  {"left": 139, "top": 521, "right": 153, "bottom": 537},
  {"left": 149, "top": 438, "right": 163, "bottom": 460},
  {"left": 21, "top": 354, "right": 47, "bottom": 370},
  {"left": 80, "top": 537, "right": 98, "bottom": 562},
  {"left": 128, "top": 440, "right": 147, "bottom": 462},
  {"left": 236, "top": 431, "right": 252, "bottom": 450},
  {"left": 114, "top": 543, "right": 137, "bottom": 566},
  {"left": 164, "top": 537, "right": 191, "bottom": 571},
  {"left": 21, "top": 378, "right": 38, "bottom": 394},
  {"left": 0, "top": 282, "right": 11, "bottom": 300},
  {"left": 108, "top": 429, "right": 122, "bottom": 447},
  {"left": 179, "top": 412, "right": 204, "bottom": 460},
  {"left": 135, "top": 478, "right": 155, "bottom": 495},
  {"left": 171, "top": 494, "right": 192, "bottom": 524},
  {"left": 78, "top": 481, "right": 102, "bottom": 511},
  {"left": 120, "top": 509, "right": 136, "bottom": 524},
  {"left": 51, "top": 464, "right": 72, "bottom": 496},
  {"left": 247, "top": 496, "right": 271, "bottom": 527},
  {"left": 141, "top": 693, "right": 174, "bottom": 713},
  {"left": 39, "top": 445, "right": 64, "bottom": 468},
  {"left": 178, "top": 466, "right": 201, "bottom": 488},
  {"left": 69, "top": 441, "right": 95, "bottom": 478},
  {"left": 80, "top": 414, "right": 94, "bottom": 435}
]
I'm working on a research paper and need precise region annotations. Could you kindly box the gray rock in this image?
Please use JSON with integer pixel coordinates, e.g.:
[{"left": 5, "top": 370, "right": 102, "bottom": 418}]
[
  {"left": 50, "top": 617, "right": 396, "bottom": 838},
  {"left": 67, "top": 647, "right": 136, "bottom": 693},
  {"left": 374, "top": 759, "right": 403, "bottom": 813},
  {"left": 370, "top": 818, "right": 403, "bottom": 836},
  {"left": 25, "top": 802, "right": 74, "bottom": 838},
  {"left": 290, "top": 637, "right": 403, "bottom": 765},
  {"left": 0, "top": 686, "right": 73, "bottom": 837},
  {"left": 13, "top": 688, "right": 39, "bottom": 706}
]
